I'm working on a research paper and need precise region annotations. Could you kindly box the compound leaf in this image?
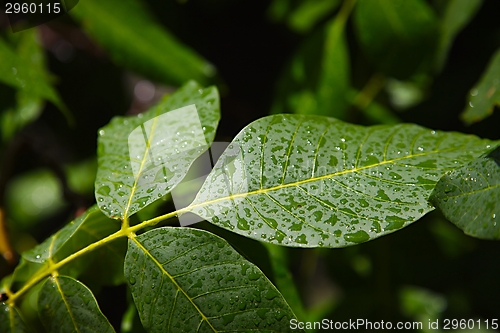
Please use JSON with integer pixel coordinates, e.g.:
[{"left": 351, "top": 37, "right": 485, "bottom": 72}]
[
  {"left": 189, "top": 114, "right": 497, "bottom": 248},
  {"left": 124, "top": 227, "right": 300, "bottom": 333},
  {"left": 71, "top": 0, "right": 215, "bottom": 86},
  {"left": 38, "top": 275, "right": 115, "bottom": 333},
  {"left": 461, "top": 49, "right": 500, "bottom": 125},
  {"left": 431, "top": 146, "right": 500, "bottom": 239},
  {"left": 0, "top": 303, "right": 31, "bottom": 333},
  {"left": 95, "top": 81, "right": 220, "bottom": 220}
]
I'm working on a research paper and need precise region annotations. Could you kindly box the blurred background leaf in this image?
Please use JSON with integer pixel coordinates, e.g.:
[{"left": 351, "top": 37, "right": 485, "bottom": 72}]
[
  {"left": 434, "top": 0, "right": 483, "bottom": 73},
  {"left": 461, "top": 48, "right": 500, "bottom": 125},
  {"left": 353, "top": 0, "right": 438, "bottom": 79},
  {"left": 70, "top": 0, "right": 217, "bottom": 87}
]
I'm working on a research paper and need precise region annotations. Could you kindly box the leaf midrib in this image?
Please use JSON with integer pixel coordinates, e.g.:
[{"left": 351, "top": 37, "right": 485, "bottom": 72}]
[
  {"left": 54, "top": 277, "right": 80, "bottom": 333},
  {"left": 131, "top": 236, "right": 218, "bottom": 333},
  {"left": 188, "top": 146, "right": 469, "bottom": 213},
  {"left": 123, "top": 115, "right": 160, "bottom": 219}
]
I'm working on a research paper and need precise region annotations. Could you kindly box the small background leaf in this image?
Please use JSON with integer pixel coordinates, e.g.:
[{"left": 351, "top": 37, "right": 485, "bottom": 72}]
[
  {"left": 434, "top": 0, "right": 483, "bottom": 72},
  {"left": 271, "top": 0, "right": 353, "bottom": 119},
  {"left": 124, "top": 227, "right": 300, "bottom": 333},
  {"left": 268, "top": 0, "right": 342, "bottom": 33},
  {"left": 0, "top": 32, "right": 68, "bottom": 124},
  {"left": 354, "top": 0, "right": 438, "bottom": 79},
  {"left": 0, "top": 303, "right": 32, "bottom": 333},
  {"left": 461, "top": 48, "right": 500, "bottom": 125},
  {"left": 430, "top": 146, "right": 500, "bottom": 239},
  {"left": 95, "top": 81, "right": 220, "bottom": 220},
  {"left": 190, "top": 114, "right": 496, "bottom": 248},
  {"left": 0, "top": 30, "right": 45, "bottom": 142},
  {"left": 38, "top": 275, "right": 115, "bottom": 333},
  {"left": 71, "top": 0, "right": 216, "bottom": 86}
]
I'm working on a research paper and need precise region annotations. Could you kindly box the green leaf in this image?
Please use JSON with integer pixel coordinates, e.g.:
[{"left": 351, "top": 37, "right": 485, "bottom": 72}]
[
  {"left": 5, "top": 257, "right": 46, "bottom": 294},
  {"left": 271, "top": 1, "right": 353, "bottom": 119},
  {"left": 354, "top": 0, "right": 438, "bottom": 79},
  {"left": 1, "top": 30, "right": 45, "bottom": 142},
  {"left": 430, "top": 146, "right": 500, "bottom": 239},
  {"left": 316, "top": 0, "right": 353, "bottom": 119},
  {"left": 95, "top": 81, "right": 220, "bottom": 220},
  {"left": 124, "top": 227, "right": 300, "bottom": 333},
  {"left": 434, "top": 0, "right": 483, "bottom": 72},
  {"left": 0, "top": 32, "right": 67, "bottom": 120},
  {"left": 38, "top": 275, "right": 115, "bottom": 333},
  {"left": 22, "top": 205, "right": 126, "bottom": 285},
  {"left": 0, "top": 303, "right": 32, "bottom": 333},
  {"left": 461, "top": 49, "right": 500, "bottom": 125},
  {"left": 287, "top": 0, "right": 342, "bottom": 33},
  {"left": 71, "top": 0, "right": 215, "bottom": 86},
  {"left": 189, "top": 114, "right": 497, "bottom": 248}
]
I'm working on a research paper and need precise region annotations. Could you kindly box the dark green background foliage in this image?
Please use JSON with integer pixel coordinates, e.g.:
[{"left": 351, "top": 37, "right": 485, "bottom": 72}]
[{"left": 1, "top": 0, "right": 500, "bottom": 332}]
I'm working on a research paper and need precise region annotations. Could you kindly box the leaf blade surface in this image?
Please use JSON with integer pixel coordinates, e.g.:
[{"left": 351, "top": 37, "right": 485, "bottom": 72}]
[
  {"left": 431, "top": 146, "right": 500, "bottom": 239},
  {"left": 189, "top": 114, "right": 497, "bottom": 247},
  {"left": 0, "top": 303, "right": 32, "bottom": 333},
  {"left": 124, "top": 227, "right": 300, "bottom": 333},
  {"left": 38, "top": 275, "right": 115, "bottom": 333},
  {"left": 95, "top": 81, "right": 220, "bottom": 219}
]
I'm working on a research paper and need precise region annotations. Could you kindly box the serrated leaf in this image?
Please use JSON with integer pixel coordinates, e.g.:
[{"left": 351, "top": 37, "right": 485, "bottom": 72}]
[
  {"left": 95, "top": 81, "right": 220, "bottom": 220},
  {"left": 0, "top": 303, "right": 32, "bottom": 333},
  {"left": 461, "top": 49, "right": 500, "bottom": 125},
  {"left": 71, "top": 0, "right": 215, "bottom": 86},
  {"left": 354, "top": 0, "right": 438, "bottom": 79},
  {"left": 188, "top": 114, "right": 497, "bottom": 248},
  {"left": 430, "top": 146, "right": 500, "bottom": 239},
  {"left": 434, "top": 0, "right": 483, "bottom": 72},
  {"left": 124, "top": 227, "right": 301, "bottom": 333},
  {"left": 38, "top": 275, "right": 115, "bottom": 333},
  {"left": 22, "top": 205, "right": 126, "bottom": 285}
]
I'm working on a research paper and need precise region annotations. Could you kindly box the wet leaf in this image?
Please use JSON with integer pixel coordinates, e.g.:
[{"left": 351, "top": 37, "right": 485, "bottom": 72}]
[
  {"left": 22, "top": 205, "right": 126, "bottom": 285},
  {"left": 189, "top": 114, "right": 497, "bottom": 248},
  {"left": 0, "top": 303, "right": 32, "bottom": 333},
  {"left": 434, "top": 0, "right": 483, "bottom": 72},
  {"left": 431, "top": 146, "right": 500, "bottom": 239},
  {"left": 124, "top": 227, "right": 300, "bottom": 333},
  {"left": 354, "top": 0, "right": 438, "bottom": 79},
  {"left": 461, "top": 49, "right": 500, "bottom": 125},
  {"left": 71, "top": 0, "right": 216, "bottom": 86},
  {"left": 38, "top": 275, "right": 115, "bottom": 333},
  {"left": 95, "top": 81, "right": 220, "bottom": 220}
]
